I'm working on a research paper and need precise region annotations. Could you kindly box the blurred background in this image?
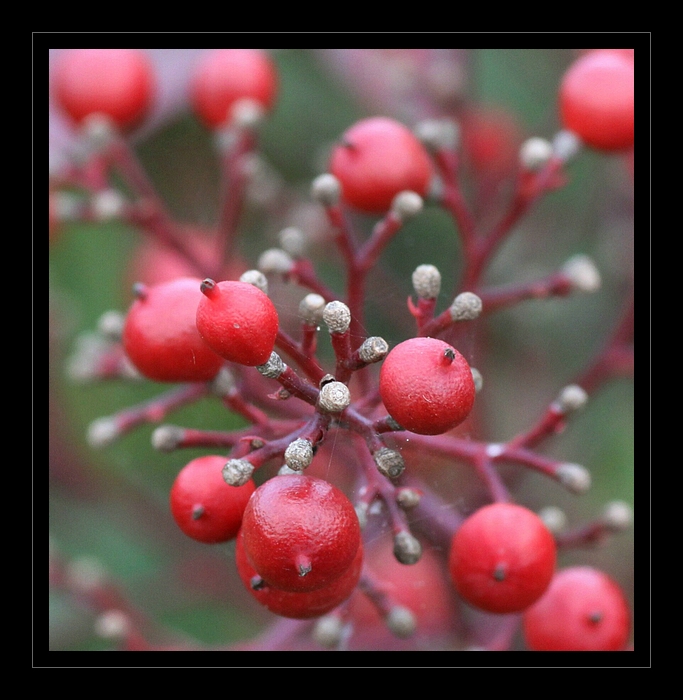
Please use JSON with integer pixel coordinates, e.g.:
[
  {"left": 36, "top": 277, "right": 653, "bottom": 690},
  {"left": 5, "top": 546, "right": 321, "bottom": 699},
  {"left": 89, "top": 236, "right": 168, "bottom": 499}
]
[{"left": 48, "top": 48, "right": 635, "bottom": 651}]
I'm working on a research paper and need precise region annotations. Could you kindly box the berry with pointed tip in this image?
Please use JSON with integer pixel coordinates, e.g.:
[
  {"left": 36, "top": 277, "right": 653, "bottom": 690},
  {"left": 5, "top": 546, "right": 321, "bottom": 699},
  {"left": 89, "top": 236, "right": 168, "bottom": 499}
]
[
  {"left": 170, "top": 456, "right": 255, "bottom": 544},
  {"left": 448, "top": 503, "right": 557, "bottom": 614},
  {"left": 240, "top": 474, "right": 361, "bottom": 593},
  {"left": 559, "top": 50, "right": 634, "bottom": 151},
  {"left": 379, "top": 337, "right": 475, "bottom": 435},
  {"left": 122, "top": 277, "right": 225, "bottom": 382},
  {"left": 196, "top": 279, "right": 279, "bottom": 366},
  {"left": 52, "top": 49, "right": 155, "bottom": 129},
  {"left": 522, "top": 567, "right": 630, "bottom": 650},
  {"left": 235, "top": 529, "right": 363, "bottom": 619},
  {"left": 190, "top": 49, "right": 278, "bottom": 129},
  {"left": 329, "top": 117, "right": 434, "bottom": 213}
]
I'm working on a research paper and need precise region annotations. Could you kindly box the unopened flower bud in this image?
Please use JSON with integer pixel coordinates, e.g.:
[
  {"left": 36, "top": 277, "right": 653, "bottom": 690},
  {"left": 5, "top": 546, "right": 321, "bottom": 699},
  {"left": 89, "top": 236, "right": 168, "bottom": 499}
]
[
  {"left": 450, "top": 291, "right": 483, "bottom": 321},
  {"left": 556, "top": 384, "right": 588, "bottom": 413},
  {"left": 386, "top": 605, "right": 417, "bottom": 638},
  {"left": 82, "top": 113, "right": 117, "bottom": 149},
  {"left": 553, "top": 129, "right": 582, "bottom": 162},
  {"left": 239, "top": 269, "right": 269, "bottom": 295},
  {"left": 210, "top": 367, "right": 237, "bottom": 397},
  {"left": 92, "top": 189, "right": 125, "bottom": 221},
  {"left": 318, "top": 381, "right": 351, "bottom": 413},
  {"left": 557, "top": 463, "right": 592, "bottom": 494},
  {"left": 562, "top": 255, "right": 601, "bottom": 293},
  {"left": 414, "top": 118, "right": 460, "bottom": 151},
  {"left": 537, "top": 506, "right": 568, "bottom": 533},
  {"left": 230, "top": 97, "right": 266, "bottom": 129},
  {"left": 602, "top": 501, "right": 633, "bottom": 531},
  {"left": 393, "top": 531, "right": 422, "bottom": 565},
  {"left": 520, "top": 137, "right": 553, "bottom": 170},
  {"left": 471, "top": 367, "right": 483, "bottom": 393},
  {"left": 258, "top": 248, "right": 294, "bottom": 275},
  {"left": 97, "top": 310, "right": 125, "bottom": 340},
  {"left": 87, "top": 417, "right": 119, "bottom": 448},
  {"left": 151, "top": 425, "right": 185, "bottom": 452},
  {"left": 358, "top": 336, "right": 389, "bottom": 364},
  {"left": 299, "top": 293, "right": 326, "bottom": 325},
  {"left": 323, "top": 301, "right": 351, "bottom": 334},
  {"left": 374, "top": 447, "right": 405, "bottom": 480},
  {"left": 412, "top": 264, "right": 441, "bottom": 300},
  {"left": 396, "top": 487, "right": 421, "bottom": 510},
  {"left": 222, "top": 459, "right": 255, "bottom": 486},
  {"left": 278, "top": 226, "right": 307, "bottom": 258},
  {"left": 391, "top": 191, "right": 423, "bottom": 221},
  {"left": 257, "top": 352, "right": 286, "bottom": 379},
  {"left": 284, "top": 438, "right": 314, "bottom": 471},
  {"left": 94, "top": 610, "right": 131, "bottom": 640},
  {"left": 313, "top": 615, "right": 345, "bottom": 648},
  {"left": 311, "top": 173, "right": 341, "bottom": 206}
]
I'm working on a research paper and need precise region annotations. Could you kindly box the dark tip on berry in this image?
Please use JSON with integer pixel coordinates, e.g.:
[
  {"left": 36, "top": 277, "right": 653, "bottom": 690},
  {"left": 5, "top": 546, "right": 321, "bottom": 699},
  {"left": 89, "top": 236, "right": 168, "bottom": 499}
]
[
  {"left": 588, "top": 610, "right": 603, "bottom": 625},
  {"left": 191, "top": 505, "right": 205, "bottom": 520},
  {"left": 443, "top": 347, "right": 456, "bottom": 364},
  {"left": 250, "top": 575, "right": 266, "bottom": 591},
  {"left": 340, "top": 137, "right": 356, "bottom": 150},
  {"left": 200, "top": 278, "right": 216, "bottom": 295},
  {"left": 132, "top": 282, "right": 147, "bottom": 300},
  {"left": 493, "top": 564, "right": 506, "bottom": 582}
]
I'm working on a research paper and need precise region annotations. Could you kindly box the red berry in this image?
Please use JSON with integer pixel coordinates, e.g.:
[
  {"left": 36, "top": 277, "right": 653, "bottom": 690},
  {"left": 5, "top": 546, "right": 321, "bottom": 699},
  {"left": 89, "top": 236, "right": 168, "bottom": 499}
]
[
  {"left": 52, "top": 49, "right": 155, "bottom": 129},
  {"left": 329, "top": 116, "right": 434, "bottom": 213},
  {"left": 235, "top": 529, "right": 363, "bottom": 619},
  {"left": 379, "top": 337, "right": 475, "bottom": 435},
  {"left": 448, "top": 503, "right": 557, "bottom": 614},
  {"left": 522, "top": 566, "right": 631, "bottom": 650},
  {"left": 559, "top": 49, "right": 635, "bottom": 151},
  {"left": 190, "top": 49, "right": 278, "bottom": 129},
  {"left": 195, "top": 279, "right": 279, "bottom": 367},
  {"left": 170, "top": 455, "right": 255, "bottom": 544},
  {"left": 122, "top": 277, "right": 225, "bottom": 382},
  {"left": 240, "top": 474, "right": 361, "bottom": 593}
]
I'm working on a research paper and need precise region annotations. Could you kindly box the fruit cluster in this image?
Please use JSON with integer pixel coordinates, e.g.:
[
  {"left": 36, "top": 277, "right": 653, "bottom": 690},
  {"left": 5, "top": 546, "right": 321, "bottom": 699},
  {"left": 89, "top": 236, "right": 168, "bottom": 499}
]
[{"left": 49, "top": 48, "right": 635, "bottom": 654}]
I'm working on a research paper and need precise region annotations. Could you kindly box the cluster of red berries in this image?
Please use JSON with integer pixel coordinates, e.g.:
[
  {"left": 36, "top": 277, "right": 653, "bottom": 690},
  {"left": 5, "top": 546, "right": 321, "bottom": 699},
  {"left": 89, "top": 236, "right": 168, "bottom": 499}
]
[{"left": 51, "top": 48, "right": 634, "bottom": 653}]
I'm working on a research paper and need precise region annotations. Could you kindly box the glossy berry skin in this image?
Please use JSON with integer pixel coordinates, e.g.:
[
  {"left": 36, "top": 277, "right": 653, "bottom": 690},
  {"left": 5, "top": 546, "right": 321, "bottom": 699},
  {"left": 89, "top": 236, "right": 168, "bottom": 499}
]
[
  {"left": 329, "top": 117, "right": 434, "bottom": 213},
  {"left": 195, "top": 279, "right": 279, "bottom": 366},
  {"left": 559, "top": 49, "right": 635, "bottom": 151},
  {"left": 379, "top": 337, "right": 475, "bottom": 435},
  {"left": 523, "top": 567, "right": 630, "bottom": 651},
  {"left": 122, "top": 277, "right": 224, "bottom": 382},
  {"left": 170, "top": 456, "right": 255, "bottom": 544},
  {"left": 190, "top": 49, "right": 278, "bottom": 129},
  {"left": 52, "top": 49, "right": 155, "bottom": 129},
  {"left": 240, "top": 475, "right": 361, "bottom": 593},
  {"left": 448, "top": 503, "right": 557, "bottom": 614},
  {"left": 235, "top": 529, "right": 363, "bottom": 619}
]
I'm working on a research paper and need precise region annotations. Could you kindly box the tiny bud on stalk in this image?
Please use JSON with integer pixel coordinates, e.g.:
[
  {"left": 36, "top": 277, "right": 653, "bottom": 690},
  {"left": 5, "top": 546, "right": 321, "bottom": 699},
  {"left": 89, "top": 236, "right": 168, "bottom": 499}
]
[
  {"left": 562, "top": 254, "right": 601, "bottom": 293},
  {"left": 602, "top": 500, "right": 633, "bottom": 531},
  {"left": 556, "top": 384, "right": 588, "bottom": 413},
  {"left": 239, "top": 269, "right": 269, "bottom": 295},
  {"left": 557, "top": 463, "right": 592, "bottom": 494},
  {"left": 258, "top": 248, "right": 294, "bottom": 275},
  {"left": 393, "top": 531, "right": 422, "bottom": 565},
  {"left": 318, "top": 381, "right": 351, "bottom": 413},
  {"left": 374, "top": 447, "right": 405, "bottom": 480},
  {"left": 284, "top": 438, "right": 314, "bottom": 471},
  {"left": 358, "top": 336, "right": 389, "bottom": 364},
  {"left": 386, "top": 605, "right": 417, "bottom": 638},
  {"left": 391, "top": 191, "right": 423, "bottom": 221},
  {"left": 151, "top": 425, "right": 184, "bottom": 452},
  {"left": 412, "top": 264, "right": 441, "bottom": 300},
  {"left": 299, "top": 293, "right": 326, "bottom": 325},
  {"left": 256, "top": 352, "right": 285, "bottom": 379},
  {"left": 450, "top": 291, "right": 483, "bottom": 321},
  {"left": 323, "top": 300, "right": 351, "bottom": 334},
  {"left": 537, "top": 505, "right": 568, "bottom": 533},
  {"left": 519, "top": 137, "right": 553, "bottom": 170},
  {"left": 311, "top": 173, "right": 341, "bottom": 206},
  {"left": 223, "top": 459, "right": 255, "bottom": 486}
]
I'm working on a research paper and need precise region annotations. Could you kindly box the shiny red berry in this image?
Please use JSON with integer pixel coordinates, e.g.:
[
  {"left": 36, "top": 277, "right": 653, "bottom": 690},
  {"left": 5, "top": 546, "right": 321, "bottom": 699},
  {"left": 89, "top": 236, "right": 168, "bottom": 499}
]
[
  {"left": 52, "top": 49, "right": 155, "bottom": 129},
  {"left": 170, "top": 456, "right": 255, "bottom": 544},
  {"left": 448, "top": 503, "right": 557, "bottom": 614},
  {"left": 559, "top": 49, "right": 635, "bottom": 151},
  {"left": 122, "top": 277, "right": 224, "bottom": 382},
  {"left": 190, "top": 49, "right": 278, "bottom": 129},
  {"left": 329, "top": 116, "right": 434, "bottom": 213},
  {"left": 235, "top": 528, "right": 363, "bottom": 619},
  {"left": 523, "top": 566, "right": 631, "bottom": 650},
  {"left": 195, "top": 279, "right": 279, "bottom": 366},
  {"left": 379, "top": 337, "right": 475, "bottom": 435},
  {"left": 240, "top": 474, "right": 361, "bottom": 593}
]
